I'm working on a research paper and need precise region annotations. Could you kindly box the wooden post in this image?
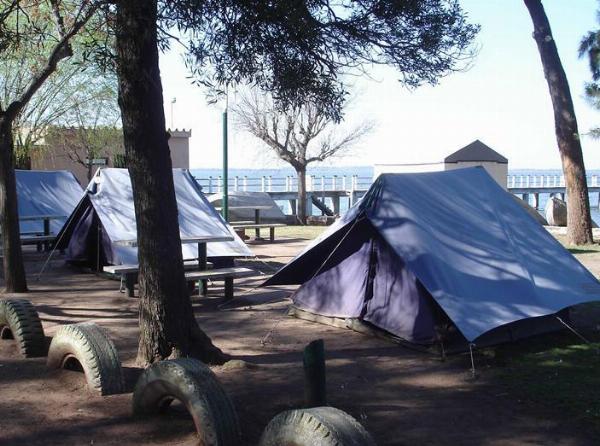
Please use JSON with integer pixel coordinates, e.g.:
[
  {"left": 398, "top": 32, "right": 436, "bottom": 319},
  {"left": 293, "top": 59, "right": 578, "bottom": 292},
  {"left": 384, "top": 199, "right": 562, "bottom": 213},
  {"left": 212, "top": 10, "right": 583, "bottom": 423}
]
[
  {"left": 333, "top": 196, "right": 340, "bottom": 215},
  {"left": 43, "top": 217, "right": 50, "bottom": 251},
  {"left": 198, "top": 242, "right": 208, "bottom": 296},
  {"left": 303, "top": 339, "right": 326, "bottom": 407},
  {"left": 306, "top": 193, "right": 313, "bottom": 218}
]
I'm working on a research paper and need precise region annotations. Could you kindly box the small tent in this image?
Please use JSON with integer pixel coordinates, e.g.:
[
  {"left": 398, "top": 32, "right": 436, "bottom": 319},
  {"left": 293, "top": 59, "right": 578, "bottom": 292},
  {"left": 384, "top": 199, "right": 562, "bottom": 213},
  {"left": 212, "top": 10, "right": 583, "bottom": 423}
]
[
  {"left": 207, "top": 191, "right": 286, "bottom": 223},
  {"left": 264, "top": 168, "right": 600, "bottom": 349},
  {"left": 16, "top": 170, "right": 84, "bottom": 234},
  {"left": 56, "top": 168, "right": 252, "bottom": 268}
]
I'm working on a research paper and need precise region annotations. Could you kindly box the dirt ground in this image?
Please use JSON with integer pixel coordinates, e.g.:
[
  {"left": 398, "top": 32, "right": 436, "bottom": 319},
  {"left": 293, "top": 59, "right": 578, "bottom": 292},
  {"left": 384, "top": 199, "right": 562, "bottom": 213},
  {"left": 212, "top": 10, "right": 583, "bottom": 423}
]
[{"left": 1, "top": 235, "right": 599, "bottom": 446}]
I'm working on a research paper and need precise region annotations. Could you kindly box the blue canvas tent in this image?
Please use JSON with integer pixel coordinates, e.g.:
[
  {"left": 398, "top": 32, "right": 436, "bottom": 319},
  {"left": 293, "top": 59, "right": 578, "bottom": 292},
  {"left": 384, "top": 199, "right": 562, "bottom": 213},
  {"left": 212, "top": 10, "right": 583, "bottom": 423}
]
[
  {"left": 16, "top": 170, "right": 84, "bottom": 235},
  {"left": 56, "top": 168, "right": 252, "bottom": 268},
  {"left": 265, "top": 168, "right": 600, "bottom": 349}
]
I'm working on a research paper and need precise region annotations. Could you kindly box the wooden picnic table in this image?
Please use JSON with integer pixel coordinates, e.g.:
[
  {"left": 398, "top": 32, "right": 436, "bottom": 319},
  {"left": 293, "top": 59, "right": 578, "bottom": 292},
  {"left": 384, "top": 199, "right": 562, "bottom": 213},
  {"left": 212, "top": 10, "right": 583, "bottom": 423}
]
[
  {"left": 19, "top": 214, "right": 66, "bottom": 250},
  {"left": 216, "top": 205, "right": 277, "bottom": 240},
  {"left": 114, "top": 235, "right": 234, "bottom": 271},
  {"left": 111, "top": 234, "right": 254, "bottom": 299}
]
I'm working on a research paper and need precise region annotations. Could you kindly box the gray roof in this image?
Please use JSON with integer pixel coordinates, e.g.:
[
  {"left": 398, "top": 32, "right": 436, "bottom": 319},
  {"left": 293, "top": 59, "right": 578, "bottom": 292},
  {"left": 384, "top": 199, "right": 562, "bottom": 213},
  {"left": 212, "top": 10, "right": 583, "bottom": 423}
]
[{"left": 444, "top": 140, "right": 508, "bottom": 164}]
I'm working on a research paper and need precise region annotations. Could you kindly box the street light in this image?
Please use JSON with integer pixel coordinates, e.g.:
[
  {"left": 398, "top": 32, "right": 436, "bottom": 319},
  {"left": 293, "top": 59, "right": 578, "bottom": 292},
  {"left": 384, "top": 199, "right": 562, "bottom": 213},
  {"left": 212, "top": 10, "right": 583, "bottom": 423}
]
[
  {"left": 170, "top": 97, "right": 176, "bottom": 129},
  {"left": 222, "top": 91, "right": 229, "bottom": 221}
]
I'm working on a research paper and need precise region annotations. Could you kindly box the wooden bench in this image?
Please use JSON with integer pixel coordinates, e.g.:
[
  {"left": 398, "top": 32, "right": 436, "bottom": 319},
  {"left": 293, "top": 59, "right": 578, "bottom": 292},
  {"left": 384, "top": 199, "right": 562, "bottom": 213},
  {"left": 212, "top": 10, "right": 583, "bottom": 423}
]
[
  {"left": 21, "top": 234, "right": 56, "bottom": 252},
  {"left": 103, "top": 262, "right": 252, "bottom": 300},
  {"left": 104, "top": 260, "right": 210, "bottom": 297},
  {"left": 231, "top": 223, "right": 286, "bottom": 242},
  {"left": 184, "top": 267, "right": 255, "bottom": 300}
]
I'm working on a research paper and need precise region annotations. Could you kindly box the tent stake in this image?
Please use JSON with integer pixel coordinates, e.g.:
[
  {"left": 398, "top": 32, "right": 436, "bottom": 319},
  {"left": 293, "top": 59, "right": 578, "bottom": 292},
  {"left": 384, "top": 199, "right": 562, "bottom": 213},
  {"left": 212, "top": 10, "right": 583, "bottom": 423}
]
[
  {"left": 440, "top": 340, "right": 446, "bottom": 362},
  {"left": 304, "top": 339, "right": 327, "bottom": 407},
  {"left": 469, "top": 343, "right": 477, "bottom": 378}
]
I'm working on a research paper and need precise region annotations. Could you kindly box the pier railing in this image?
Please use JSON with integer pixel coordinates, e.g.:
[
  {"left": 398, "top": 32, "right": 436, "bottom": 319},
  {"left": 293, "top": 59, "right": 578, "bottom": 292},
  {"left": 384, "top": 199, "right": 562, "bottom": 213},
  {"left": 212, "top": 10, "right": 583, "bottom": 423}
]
[
  {"left": 195, "top": 175, "right": 373, "bottom": 194},
  {"left": 194, "top": 173, "right": 600, "bottom": 198},
  {"left": 193, "top": 173, "right": 600, "bottom": 213},
  {"left": 506, "top": 174, "right": 600, "bottom": 189}
]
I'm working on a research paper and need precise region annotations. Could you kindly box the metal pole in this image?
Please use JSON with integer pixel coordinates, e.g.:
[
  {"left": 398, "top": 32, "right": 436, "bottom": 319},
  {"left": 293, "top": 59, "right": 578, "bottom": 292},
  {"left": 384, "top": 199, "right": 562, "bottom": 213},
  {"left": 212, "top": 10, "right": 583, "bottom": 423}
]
[
  {"left": 170, "top": 97, "right": 176, "bottom": 129},
  {"left": 222, "top": 106, "right": 229, "bottom": 221}
]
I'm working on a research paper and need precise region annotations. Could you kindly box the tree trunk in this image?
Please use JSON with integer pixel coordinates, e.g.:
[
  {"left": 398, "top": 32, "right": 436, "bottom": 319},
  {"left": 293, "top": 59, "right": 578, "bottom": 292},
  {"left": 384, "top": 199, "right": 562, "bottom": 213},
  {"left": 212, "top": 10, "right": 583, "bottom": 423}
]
[
  {"left": 115, "top": 0, "right": 227, "bottom": 366},
  {"left": 524, "top": 0, "right": 593, "bottom": 245},
  {"left": 297, "top": 167, "right": 308, "bottom": 224},
  {"left": 87, "top": 159, "right": 93, "bottom": 181},
  {"left": 0, "top": 117, "right": 27, "bottom": 292}
]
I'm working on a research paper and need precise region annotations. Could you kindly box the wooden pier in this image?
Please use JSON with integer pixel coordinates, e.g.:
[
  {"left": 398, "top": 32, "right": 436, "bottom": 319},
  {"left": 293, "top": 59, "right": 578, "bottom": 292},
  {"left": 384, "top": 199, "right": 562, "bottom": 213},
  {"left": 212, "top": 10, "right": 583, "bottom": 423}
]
[
  {"left": 507, "top": 174, "right": 600, "bottom": 209},
  {"left": 196, "top": 174, "right": 372, "bottom": 216},
  {"left": 195, "top": 173, "right": 600, "bottom": 216}
]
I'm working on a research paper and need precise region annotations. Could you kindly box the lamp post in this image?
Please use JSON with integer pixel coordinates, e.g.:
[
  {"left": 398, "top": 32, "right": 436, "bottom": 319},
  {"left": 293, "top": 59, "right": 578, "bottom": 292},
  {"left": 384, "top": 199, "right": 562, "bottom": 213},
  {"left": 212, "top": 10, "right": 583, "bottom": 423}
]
[
  {"left": 170, "top": 97, "right": 176, "bottom": 129},
  {"left": 222, "top": 93, "right": 229, "bottom": 221}
]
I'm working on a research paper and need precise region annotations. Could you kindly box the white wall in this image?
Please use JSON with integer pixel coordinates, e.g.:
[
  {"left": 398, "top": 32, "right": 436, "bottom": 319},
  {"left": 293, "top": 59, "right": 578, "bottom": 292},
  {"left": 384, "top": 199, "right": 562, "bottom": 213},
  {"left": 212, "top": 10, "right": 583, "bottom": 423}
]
[
  {"left": 169, "top": 129, "right": 191, "bottom": 169},
  {"left": 444, "top": 161, "right": 508, "bottom": 190}
]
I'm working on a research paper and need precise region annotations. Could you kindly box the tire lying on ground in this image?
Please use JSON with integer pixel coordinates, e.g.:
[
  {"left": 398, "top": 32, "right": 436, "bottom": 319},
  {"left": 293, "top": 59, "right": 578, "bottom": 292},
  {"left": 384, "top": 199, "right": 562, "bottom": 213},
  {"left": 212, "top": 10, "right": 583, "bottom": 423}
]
[
  {"left": 133, "top": 358, "right": 240, "bottom": 446},
  {"left": 0, "top": 299, "right": 46, "bottom": 358},
  {"left": 46, "top": 322, "right": 124, "bottom": 395},
  {"left": 259, "top": 406, "right": 376, "bottom": 446}
]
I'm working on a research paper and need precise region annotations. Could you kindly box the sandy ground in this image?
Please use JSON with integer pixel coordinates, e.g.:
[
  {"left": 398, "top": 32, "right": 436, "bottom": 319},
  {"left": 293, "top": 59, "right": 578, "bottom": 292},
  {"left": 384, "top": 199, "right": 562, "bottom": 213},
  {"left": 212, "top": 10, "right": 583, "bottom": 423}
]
[{"left": 1, "top": 236, "right": 599, "bottom": 446}]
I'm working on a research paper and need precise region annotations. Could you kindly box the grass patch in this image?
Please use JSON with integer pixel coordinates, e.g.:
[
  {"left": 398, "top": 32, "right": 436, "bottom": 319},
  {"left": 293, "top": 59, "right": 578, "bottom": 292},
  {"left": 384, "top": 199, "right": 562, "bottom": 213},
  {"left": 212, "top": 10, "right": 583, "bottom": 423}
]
[
  {"left": 494, "top": 331, "right": 600, "bottom": 427},
  {"left": 552, "top": 235, "right": 600, "bottom": 254},
  {"left": 276, "top": 225, "right": 327, "bottom": 240}
]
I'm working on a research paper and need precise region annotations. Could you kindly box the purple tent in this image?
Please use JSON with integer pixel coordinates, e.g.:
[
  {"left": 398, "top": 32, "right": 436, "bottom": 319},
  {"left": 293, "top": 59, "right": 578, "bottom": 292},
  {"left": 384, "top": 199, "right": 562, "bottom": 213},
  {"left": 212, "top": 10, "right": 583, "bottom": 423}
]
[
  {"left": 265, "top": 168, "right": 600, "bottom": 350},
  {"left": 55, "top": 168, "right": 252, "bottom": 269}
]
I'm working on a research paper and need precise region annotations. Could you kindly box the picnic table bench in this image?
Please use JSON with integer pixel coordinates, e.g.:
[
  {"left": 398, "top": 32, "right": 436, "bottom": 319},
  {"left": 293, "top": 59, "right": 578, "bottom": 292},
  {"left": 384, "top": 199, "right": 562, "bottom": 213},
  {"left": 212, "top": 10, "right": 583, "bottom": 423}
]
[
  {"left": 231, "top": 223, "right": 286, "bottom": 242},
  {"left": 18, "top": 214, "right": 65, "bottom": 251},
  {"left": 1, "top": 232, "right": 57, "bottom": 252},
  {"left": 21, "top": 234, "right": 56, "bottom": 250},
  {"left": 184, "top": 267, "right": 255, "bottom": 300},
  {"left": 218, "top": 205, "right": 286, "bottom": 242},
  {"left": 103, "top": 263, "right": 253, "bottom": 300},
  {"left": 103, "top": 260, "right": 212, "bottom": 297},
  {"left": 108, "top": 234, "right": 253, "bottom": 300}
]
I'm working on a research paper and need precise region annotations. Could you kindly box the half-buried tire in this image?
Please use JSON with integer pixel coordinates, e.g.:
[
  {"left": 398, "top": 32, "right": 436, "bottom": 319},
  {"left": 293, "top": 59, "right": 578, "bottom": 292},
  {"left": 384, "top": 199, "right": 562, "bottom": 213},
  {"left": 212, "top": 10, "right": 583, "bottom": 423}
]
[
  {"left": 46, "top": 322, "right": 124, "bottom": 395},
  {"left": 259, "top": 406, "right": 376, "bottom": 446},
  {"left": 132, "top": 358, "right": 240, "bottom": 446},
  {"left": 0, "top": 299, "right": 46, "bottom": 357}
]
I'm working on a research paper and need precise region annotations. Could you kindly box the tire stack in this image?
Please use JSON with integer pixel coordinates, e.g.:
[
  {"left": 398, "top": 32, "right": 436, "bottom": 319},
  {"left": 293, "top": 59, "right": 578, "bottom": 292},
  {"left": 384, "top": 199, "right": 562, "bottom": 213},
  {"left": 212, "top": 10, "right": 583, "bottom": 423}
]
[
  {"left": 1, "top": 298, "right": 376, "bottom": 445},
  {"left": 0, "top": 298, "right": 46, "bottom": 357},
  {"left": 46, "top": 322, "right": 125, "bottom": 395},
  {"left": 259, "top": 406, "right": 376, "bottom": 446}
]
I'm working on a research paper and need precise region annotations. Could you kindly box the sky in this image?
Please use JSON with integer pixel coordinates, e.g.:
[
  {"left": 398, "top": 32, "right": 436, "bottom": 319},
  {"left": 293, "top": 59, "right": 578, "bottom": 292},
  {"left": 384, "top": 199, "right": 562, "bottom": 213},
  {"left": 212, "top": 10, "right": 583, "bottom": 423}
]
[{"left": 159, "top": 0, "right": 600, "bottom": 170}]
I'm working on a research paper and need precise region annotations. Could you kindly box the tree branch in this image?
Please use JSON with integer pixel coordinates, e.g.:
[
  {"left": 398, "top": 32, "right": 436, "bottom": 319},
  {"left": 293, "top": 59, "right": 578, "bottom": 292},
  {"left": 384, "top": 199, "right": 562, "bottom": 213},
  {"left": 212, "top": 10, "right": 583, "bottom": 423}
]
[{"left": 5, "top": 2, "right": 100, "bottom": 121}]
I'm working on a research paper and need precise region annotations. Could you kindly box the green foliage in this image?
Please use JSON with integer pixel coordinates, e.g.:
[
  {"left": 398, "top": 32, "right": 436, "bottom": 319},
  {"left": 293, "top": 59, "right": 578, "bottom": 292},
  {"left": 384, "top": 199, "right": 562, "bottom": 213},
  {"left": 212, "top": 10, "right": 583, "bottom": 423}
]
[
  {"left": 160, "top": 0, "right": 479, "bottom": 120},
  {"left": 113, "top": 152, "right": 126, "bottom": 168},
  {"left": 0, "top": 1, "right": 119, "bottom": 159},
  {"left": 579, "top": 7, "right": 600, "bottom": 137}
]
